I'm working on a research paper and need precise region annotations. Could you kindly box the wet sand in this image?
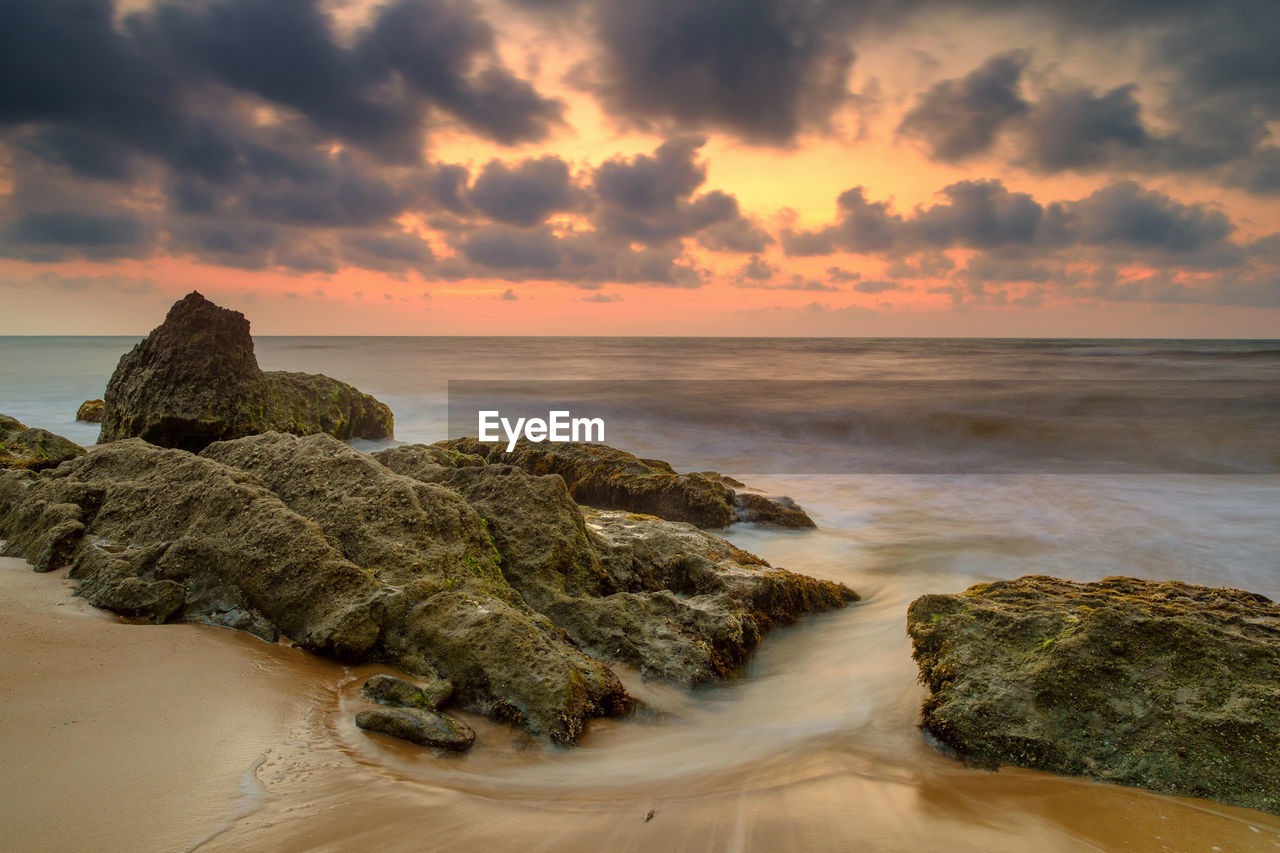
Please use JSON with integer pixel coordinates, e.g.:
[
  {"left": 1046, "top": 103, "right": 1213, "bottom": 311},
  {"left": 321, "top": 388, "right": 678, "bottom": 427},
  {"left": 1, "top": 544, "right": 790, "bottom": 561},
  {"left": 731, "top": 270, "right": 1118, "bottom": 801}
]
[{"left": 3, "top": 553, "right": 1279, "bottom": 853}]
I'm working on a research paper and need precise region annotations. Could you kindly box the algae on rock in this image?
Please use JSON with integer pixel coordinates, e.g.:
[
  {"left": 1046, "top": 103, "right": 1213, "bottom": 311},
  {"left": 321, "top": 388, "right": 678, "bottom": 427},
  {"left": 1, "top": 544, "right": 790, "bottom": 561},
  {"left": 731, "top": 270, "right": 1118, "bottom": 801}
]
[
  {"left": 97, "top": 292, "right": 392, "bottom": 450},
  {"left": 0, "top": 415, "right": 86, "bottom": 472},
  {"left": 907, "top": 575, "right": 1280, "bottom": 815}
]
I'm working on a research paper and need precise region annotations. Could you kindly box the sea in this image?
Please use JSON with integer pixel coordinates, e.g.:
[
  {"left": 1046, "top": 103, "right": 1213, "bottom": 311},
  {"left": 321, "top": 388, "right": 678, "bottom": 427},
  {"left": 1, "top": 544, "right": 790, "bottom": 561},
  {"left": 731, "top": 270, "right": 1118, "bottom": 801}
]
[{"left": 2, "top": 336, "right": 1278, "bottom": 851}]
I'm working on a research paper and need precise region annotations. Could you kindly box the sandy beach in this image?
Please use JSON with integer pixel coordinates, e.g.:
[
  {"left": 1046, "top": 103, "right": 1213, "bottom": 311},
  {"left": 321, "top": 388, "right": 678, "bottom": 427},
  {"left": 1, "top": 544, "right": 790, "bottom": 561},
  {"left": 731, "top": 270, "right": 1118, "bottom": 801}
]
[{"left": 4, "top": 551, "right": 1279, "bottom": 853}]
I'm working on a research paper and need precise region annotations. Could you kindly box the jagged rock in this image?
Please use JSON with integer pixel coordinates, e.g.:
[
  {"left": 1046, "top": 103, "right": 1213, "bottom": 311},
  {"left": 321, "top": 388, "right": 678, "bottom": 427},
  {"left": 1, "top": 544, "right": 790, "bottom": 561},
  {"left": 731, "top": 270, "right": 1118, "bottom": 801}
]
[
  {"left": 97, "top": 292, "right": 393, "bottom": 451},
  {"left": 0, "top": 414, "right": 86, "bottom": 471},
  {"left": 577, "top": 508, "right": 853, "bottom": 681},
  {"left": 362, "top": 673, "right": 452, "bottom": 710},
  {"left": 438, "top": 439, "right": 815, "bottom": 529},
  {"left": 355, "top": 707, "right": 475, "bottom": 750},
  {"left": 376, "top": 445, "right": 855, "bottom": 685},
  {"left": 907, "top": 575, "right": 1280, "bottom": 815},
  {"left": 0, "top": 439, "right": 383, "bottom": 656},
  {"left": 2, "top": 430, "right": 855, "bottom": 745},
  {"left": 733, "top": 492, "right": 817, "bottom": 528},
  {"left": 76, "top": 400, "right": 104, "bottom": 423}
]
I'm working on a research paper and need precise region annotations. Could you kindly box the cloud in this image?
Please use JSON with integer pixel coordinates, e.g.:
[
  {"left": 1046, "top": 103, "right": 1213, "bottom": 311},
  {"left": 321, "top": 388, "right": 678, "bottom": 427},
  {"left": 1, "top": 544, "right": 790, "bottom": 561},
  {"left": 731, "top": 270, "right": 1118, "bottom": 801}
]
[
  {"left": 582, "top": 292, "right": 622, "bottom": 302},
  {"left": 461, "top": 226, "right": 562, "bottom": 269},
  {"left": 12, "top": 271, "right": 159, "bottom": 295},
  {"left": 734, "top": 273, "right": 839, "bottom": 292},
  {"left": 468, "top": 156, "right": 580, "bottom": 226},
  {"left": 897, "top": 51, "right": 1029, "bottom": 162},
  {"left": 594, "top": 0, "right": 857, "bottom": 144},
  {"left": 852, "top": 279, "right": 901, "bottom": 293},
  {"left": 1019, "top": 85, "right": 1148, "bottom": 172},
  {"left": 591, "top": 137, "right": 766, "bottom": 249},
  {"left": 740, "top": 255, "right": 777, "bottom": 281},
  {"left": 785, "top": 178, "right": 1237, "bottom": 260},
  {"left": 498, "top": 288, "right": 519, "bottom": 300},
  {"left": 1, "top": 210, "right": 152, "bottom": 261}
]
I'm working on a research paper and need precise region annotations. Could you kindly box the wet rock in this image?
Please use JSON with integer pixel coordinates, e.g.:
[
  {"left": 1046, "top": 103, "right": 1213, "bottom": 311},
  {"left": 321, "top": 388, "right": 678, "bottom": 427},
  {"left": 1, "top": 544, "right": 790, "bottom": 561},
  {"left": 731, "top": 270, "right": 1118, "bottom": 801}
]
[
  {"left": 907, "top": 575, "right": 1280, "bottom": 815},
  {"left": 76, "top": 400, "right": 104, "bottom": 423},
  {"left": 0, "top": 415, "right": 86, "bottom": 471},
  {"left": 355, "top": 707, "right": 475, "bottom": 750},
  {"left": 2, "top": 430, "right": 854, "bottom": 745},
  {"left": 377, "top": 445, "right": 856, "bottom": 685},
  {"left": 0, "top": 440, "right": 383, "bottom": 657},
  {"left": 733, "top": 492, "right": 817, "bottom": 528},
  {"left": 579, "top": 508, "right": 854, "bottom": 682},
  {"left": 201, "top": 432, "right": 628, "bottom": 743},
  {"left": 97, "top": 291, "right": 392, "bottom": 451},
  {"left": 362, "top": 673, "right": 452, "bottom": 710},
  {"left": 439, "top": 439, "right": 815, "bottom": 529}
]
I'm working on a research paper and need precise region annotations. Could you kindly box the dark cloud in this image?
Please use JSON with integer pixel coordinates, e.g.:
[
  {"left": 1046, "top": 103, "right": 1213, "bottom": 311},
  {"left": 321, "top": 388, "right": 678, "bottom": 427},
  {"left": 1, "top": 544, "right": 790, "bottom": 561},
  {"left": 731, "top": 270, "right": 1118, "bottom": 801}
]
[
  {"left": 1019, "top": 85, "right": 1147, "bottom": 172},
  {"left": 826, "top": 266, "right": 861, "bottom": 283},
  {"left": 595, "top": 0, "right": 856, "bottom": 144},
  {"left": 468, "top": 156, "right": 579, "bottom": 226},
  {"left": 339, "top": 230, "right": 436, "bottom": 275},
  {"left": 785, "top": 178, "right": 1239, "bottom": 262},
  {"left": 498, "top": 288, "right": 520, "bottom": 300},
  {"left": 734, "top": 274, "right": 840, "bottom": 292},
  {"left": 897, "top": 51, "right": 1029, "bottom": 162},
  {"left": 2, "top": 210, "right": 151, "bottom": 261},
  {"left": 895, "top": 4, "right": 1280, "bottom": 189},
  {"left": 592, "top": 137, "right": 765, "bottom": 249},
  {"left": 593, "top": 136, "right": 707, "bottom": 214},
  {"left": 852, "top": 279, "right": 901, "bottom": 293},
  {"left": 445, "top": 225, "right": 702, "bottom": 287},
  {"left": 740, "top": 255, "right": 778, "bottom": 281},
  {"left": 582, "top": 292, "right": 622, "bottom": 302},
  {"left": 461, "top": 226, "right": 562, "bottom": 269}
]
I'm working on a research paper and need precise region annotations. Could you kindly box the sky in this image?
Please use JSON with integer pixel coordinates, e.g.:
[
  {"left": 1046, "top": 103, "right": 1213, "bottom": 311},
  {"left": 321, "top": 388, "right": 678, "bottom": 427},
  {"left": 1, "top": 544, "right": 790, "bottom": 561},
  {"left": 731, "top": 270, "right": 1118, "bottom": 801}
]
[{"left": 1, "top": 0, "right": 1279, "bottom": 335}]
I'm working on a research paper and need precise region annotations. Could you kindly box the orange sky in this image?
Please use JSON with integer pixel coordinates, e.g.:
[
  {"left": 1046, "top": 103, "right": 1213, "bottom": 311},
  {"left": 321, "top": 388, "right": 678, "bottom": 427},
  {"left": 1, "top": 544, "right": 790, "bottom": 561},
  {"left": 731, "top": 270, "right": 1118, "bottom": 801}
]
[{"left": 1, "top": 0, "right": 1278, "bottom": 336}]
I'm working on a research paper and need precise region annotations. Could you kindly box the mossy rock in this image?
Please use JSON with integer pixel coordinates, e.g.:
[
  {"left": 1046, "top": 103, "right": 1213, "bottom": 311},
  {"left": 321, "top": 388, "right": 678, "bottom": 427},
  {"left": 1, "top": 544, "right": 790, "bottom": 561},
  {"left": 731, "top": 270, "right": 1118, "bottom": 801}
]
[
  {"left": 0, "top": 414, "right": 86, "bottom": 471},
  {"left": 907, "top": 575, "right": 1280, "bottom": 815}
]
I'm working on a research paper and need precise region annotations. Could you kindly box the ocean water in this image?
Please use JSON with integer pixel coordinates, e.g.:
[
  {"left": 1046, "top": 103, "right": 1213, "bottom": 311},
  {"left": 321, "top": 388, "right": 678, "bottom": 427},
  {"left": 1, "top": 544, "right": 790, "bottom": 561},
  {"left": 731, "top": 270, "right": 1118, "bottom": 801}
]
[{"left": 3, "top": 336, "right": 1279, "bottom": 850}]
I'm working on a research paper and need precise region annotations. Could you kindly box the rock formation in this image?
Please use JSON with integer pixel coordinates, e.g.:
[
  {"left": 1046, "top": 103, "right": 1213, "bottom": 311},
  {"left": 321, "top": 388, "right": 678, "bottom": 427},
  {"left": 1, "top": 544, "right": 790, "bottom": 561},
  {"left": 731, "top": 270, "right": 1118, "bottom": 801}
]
[
  {"left": 97, "top": 292, "right": 393, "bottom": 451},
  {"left": 376, "top": 444, "right": 853, "bottom": 683},
  {"left": 907, "top": 575, "right": 1280, "bottom": 815},
  {"left": 0, "top": 432, "right": 855, "bottom": 745},
  {"left": 439, "top": 438, "right": 816, "bottom": 529},
  {"left": 75, "top": 400, "right": 104, "bottom": 423},
  {"left": 0, "top": 415, "right": 85, "bottom": 471}
]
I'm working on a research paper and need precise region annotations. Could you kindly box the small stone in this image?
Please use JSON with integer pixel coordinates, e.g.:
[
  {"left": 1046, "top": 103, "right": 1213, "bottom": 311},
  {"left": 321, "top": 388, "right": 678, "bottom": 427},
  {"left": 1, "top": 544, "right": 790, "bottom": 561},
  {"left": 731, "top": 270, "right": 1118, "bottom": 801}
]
[
  {"left": 355, "top": 707, "right": 475, "bottom": 750},
  {"left": 361, "top": 673, "right": 453, "bottom": 710},
  {"left": 76, "top": 400, "right": 104, "bottom": 423}
]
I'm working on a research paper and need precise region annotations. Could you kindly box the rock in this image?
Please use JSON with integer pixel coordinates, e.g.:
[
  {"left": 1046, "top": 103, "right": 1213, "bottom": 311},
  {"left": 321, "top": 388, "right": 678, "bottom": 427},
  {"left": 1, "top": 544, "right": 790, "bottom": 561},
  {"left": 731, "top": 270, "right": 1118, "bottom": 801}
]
[
  {"left": 907, "top": 575, "right": 1280, "bottom": 815},
  {"left": 76, "top": 400, "right": 104, "bottom": 423},
  {"left": 0, "top": 414, "right": 86, "bottom": 471},
  {"left": 376, "top": 445, "right": 856, "bottom": 685},
  {"left": 578, "top": 508, "right": 855, "bottom": 682},
  {"left": 2, "top": 429, "right": 853, "bottom": 745},
  {"left": 201, "top": 432, "right": 628, "bottom": 743},
  {"left": 97, "top": 291, "right": 393, "bottom": 451},
  {"left": 438, "top": 439, "right": 815, "bottom": 529},
  {"left": 733, "top": 492, "right": 817, "bottom": 528},
  {"left": 0, "top": 439, "right": 384, "bottom": 656},
  {"left": 362, "top": 673, "right": 452, "bottom": 710},
  {"left": 355, "top": 707, "right": 475, "bottom": 750}
]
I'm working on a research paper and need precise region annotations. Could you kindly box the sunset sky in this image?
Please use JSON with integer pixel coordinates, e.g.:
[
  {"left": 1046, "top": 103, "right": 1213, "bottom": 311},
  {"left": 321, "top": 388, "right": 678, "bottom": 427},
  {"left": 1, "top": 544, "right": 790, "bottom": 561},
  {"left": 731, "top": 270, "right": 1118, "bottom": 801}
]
[{"left": 2, "top": 0, "right": 1279, "bottom": 335}]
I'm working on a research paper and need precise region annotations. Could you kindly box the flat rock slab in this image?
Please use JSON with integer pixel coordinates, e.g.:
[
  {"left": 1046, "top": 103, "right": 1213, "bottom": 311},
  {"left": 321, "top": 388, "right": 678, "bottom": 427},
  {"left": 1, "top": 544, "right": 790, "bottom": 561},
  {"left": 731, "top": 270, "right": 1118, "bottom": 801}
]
[
  {"left": 355, "top": 707, "right": 475, "bottom": 750},
  {"left": 908, "top": 575, "right": 1280, "bottom": 815}
]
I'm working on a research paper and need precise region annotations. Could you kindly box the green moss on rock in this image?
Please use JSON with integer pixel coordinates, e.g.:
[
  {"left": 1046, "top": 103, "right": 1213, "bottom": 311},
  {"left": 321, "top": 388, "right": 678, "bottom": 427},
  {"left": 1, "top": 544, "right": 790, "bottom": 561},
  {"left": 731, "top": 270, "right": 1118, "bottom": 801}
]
[{"left": 907, "top": 575, "right": 1280, "bottom": 815}]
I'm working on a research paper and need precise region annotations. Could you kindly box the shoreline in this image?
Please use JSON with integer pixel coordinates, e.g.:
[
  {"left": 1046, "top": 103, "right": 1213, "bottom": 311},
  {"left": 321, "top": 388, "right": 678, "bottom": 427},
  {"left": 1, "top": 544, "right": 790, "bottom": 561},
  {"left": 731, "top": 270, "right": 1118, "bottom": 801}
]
[{"left": 4, "top": 554, "right": 1280, "bottom": 852}]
